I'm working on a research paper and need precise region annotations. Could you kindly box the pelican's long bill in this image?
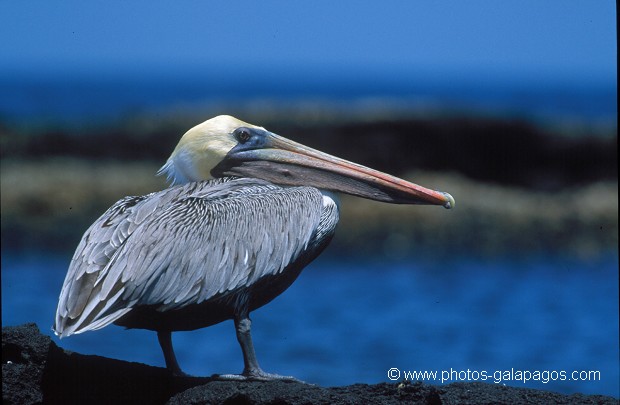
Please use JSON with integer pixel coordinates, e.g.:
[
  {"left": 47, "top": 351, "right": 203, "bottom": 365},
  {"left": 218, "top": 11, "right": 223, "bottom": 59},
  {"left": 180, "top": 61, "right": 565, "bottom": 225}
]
[{"left": 212, "top": 127, "right": 455, "bottom": 208}]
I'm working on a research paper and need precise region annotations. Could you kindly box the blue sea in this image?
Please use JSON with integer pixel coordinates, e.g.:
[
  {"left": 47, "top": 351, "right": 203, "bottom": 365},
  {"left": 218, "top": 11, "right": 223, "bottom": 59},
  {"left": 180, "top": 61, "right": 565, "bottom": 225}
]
[
  {"left": 0, "top": 70, "right": 617, "bottom": 126},
  {"left": 2, "top": 252, "right": 618, "bottom": 397}
]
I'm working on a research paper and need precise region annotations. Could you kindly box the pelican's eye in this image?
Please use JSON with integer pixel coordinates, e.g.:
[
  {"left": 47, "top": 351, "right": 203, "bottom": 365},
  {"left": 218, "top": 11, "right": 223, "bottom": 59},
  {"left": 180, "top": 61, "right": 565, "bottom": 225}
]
[{"left": 235, "top": 128, "right": 251, "bottom": 144}]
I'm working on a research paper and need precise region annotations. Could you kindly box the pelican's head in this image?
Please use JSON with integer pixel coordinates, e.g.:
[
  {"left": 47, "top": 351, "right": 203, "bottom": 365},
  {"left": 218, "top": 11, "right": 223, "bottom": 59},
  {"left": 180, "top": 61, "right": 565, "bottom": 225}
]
[
  {"left": 159, "top": 115, "right": 454, "bottom": 208},
  {"left": 158, "top": 115, "right": 261, "bottom": 185}
]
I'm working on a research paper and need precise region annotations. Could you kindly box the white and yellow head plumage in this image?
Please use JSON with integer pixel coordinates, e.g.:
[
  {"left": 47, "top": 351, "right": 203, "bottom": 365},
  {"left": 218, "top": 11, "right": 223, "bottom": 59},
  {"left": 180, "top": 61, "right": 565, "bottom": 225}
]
[{"left": 158, "top": 115, "right": 263, "bottom": 185}]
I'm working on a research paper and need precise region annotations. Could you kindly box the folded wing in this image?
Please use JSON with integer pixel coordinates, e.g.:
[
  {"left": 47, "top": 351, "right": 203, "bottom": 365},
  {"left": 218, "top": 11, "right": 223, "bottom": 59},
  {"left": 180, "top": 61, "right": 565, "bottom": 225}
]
[{"left": 54, "top": 177, "right": 328, "bottom": 337}]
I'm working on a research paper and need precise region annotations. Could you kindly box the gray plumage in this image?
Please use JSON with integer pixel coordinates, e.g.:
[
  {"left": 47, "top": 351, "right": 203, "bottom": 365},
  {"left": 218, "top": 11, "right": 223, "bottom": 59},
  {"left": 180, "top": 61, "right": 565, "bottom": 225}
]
[{"left": 54, "top": 177, "right": 339, "bottom": 338}]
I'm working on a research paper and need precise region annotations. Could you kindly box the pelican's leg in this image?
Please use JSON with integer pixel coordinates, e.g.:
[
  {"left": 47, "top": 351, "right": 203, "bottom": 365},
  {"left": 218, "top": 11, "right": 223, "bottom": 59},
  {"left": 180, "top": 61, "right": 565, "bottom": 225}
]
[
  {"left": 216, "top": 315, "right": 299, "bottom": 382},
  {"left": 157, "top": 330, "right": 189, "bottom": 377}
]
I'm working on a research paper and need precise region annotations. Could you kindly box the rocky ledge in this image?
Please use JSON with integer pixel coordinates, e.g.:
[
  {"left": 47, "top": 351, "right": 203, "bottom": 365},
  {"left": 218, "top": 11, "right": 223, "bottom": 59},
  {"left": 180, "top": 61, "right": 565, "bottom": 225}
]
[{"left": 2, "top": 324, "right": 616, "bottom": 404}]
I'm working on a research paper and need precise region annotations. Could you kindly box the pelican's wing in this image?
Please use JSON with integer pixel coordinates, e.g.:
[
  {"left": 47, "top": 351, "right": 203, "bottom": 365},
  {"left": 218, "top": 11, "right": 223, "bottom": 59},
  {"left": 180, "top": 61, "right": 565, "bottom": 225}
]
[{"left": 54, "top": 178, "right": 329, "bottom": 336}]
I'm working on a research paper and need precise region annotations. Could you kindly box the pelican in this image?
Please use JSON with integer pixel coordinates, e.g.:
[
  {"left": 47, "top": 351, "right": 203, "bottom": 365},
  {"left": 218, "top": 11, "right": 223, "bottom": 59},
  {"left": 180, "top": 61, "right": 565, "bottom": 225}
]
[{"left": 54, "top": 115, "right": 454, "bottom": 380}]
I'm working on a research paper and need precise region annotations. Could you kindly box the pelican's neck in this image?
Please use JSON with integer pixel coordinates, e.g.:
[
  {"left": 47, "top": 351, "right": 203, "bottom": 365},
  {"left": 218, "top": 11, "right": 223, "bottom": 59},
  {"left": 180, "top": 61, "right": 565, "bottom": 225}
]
[
  {"left": 320, "top": 189, "right": 341, "bottom": 210},
  {"left": 157, "top": 148, "right": 212, "bottom": 186}
]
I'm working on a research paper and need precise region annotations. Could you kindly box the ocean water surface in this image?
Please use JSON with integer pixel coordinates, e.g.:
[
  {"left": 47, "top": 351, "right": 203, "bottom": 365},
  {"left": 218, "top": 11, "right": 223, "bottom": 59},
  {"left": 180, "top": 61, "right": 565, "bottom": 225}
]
[
  {"left": 2, "top": 252, "right": 618, "bottom": 397},
  {"left": 0, "top": 72, "right": 616, "bottom": 125}
]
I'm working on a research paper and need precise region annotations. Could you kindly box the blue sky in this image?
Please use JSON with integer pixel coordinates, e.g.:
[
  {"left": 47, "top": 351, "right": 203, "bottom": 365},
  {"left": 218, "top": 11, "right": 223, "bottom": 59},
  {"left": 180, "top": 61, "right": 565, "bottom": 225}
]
[{"left": 0, "top": 1, "right": 616, "bottom": 84}]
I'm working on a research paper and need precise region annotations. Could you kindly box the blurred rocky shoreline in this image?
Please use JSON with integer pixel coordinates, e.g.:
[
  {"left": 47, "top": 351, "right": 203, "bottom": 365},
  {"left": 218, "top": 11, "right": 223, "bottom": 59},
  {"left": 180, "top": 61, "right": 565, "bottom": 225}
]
[{"left": 1, "top": 114, "right": 617, "bottom": 258}]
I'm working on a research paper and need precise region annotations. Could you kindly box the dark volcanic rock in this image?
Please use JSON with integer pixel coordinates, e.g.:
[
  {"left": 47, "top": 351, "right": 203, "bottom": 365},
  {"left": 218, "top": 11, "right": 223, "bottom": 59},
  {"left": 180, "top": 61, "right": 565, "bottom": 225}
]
[
  {"left": 168, "top": 381, "right": 443, "bottom": 404},
  {"left": 169, "top": 381, "right": 617, "bottom": 405},
  {"left": 3, "top": 323, "right": 199, "bottom": 404},
  {"left": 2, "top": 324, "right": 617, "bottom": 405},
  {"left": 2, "top": 323, "right": 49, "bottom": 404}
]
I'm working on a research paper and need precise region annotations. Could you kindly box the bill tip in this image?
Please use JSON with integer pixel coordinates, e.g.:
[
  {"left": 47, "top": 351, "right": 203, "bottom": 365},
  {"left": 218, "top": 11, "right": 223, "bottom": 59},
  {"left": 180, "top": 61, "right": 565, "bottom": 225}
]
[{"left": 442, "top": 192, "right": 455, "bottom": 209}]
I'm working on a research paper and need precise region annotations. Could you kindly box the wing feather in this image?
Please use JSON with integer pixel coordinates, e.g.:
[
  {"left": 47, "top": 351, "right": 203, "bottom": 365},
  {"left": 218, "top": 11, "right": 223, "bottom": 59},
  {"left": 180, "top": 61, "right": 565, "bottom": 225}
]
[{"left": 54, "top": 178, "right": 328, "bottom": 336}]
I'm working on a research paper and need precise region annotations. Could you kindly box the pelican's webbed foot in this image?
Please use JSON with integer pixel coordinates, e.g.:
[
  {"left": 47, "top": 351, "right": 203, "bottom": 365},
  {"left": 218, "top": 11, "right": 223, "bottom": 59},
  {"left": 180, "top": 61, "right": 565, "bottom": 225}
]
[{"left": 215, "top": 370, "right": 300, "bottom": 382}]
